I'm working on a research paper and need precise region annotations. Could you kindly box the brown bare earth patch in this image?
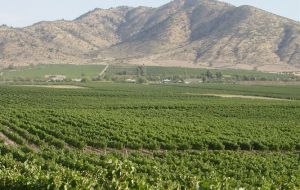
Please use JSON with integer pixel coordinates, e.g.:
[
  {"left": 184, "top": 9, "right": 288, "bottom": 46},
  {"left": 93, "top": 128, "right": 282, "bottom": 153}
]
[
  {"left": 84, "top": 146, "right": 162, "bottom": 156},
  {"left": 16, "top": 85, "right": 86, "bottom": 89},
  {"left": 83, "top": 146, "right": 296, "bottom": 156},
  {"left": 236, "top": 81, "right": 300, "bottom": 85},
  {"left": 1, "top": 0, "right": 300, "bottom": 72},
  {"left": 28, "top": 143, "right": 40, "bottom": 151},
  {"left": 0, "top": 132, "right": 16, "bottom": 146},
  {"left": 186, "top": 93, "right": 290, "bottom": 101}
]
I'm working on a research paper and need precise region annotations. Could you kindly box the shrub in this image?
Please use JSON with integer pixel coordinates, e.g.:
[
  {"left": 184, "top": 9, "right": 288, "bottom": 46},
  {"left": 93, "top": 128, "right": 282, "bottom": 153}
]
[
  {"left": 239, "top": 142, "right": 251, "bottom": 151},
  {"left": 192, "top": 142, "right": 208, "bottom": 150},
  {"left": 251, "top": 141, "right": 268, "bottom": 151},
  {"left": 268, "top": 144, "right": 280, "bottom": 151},
  {"left": 280, "top": 143, "right": 293, "bottom": 151},
  {"left": 161, "top": 143, "right": 177, "bottom": 150},
  {"left": 81, "top": 77, "right": 89, "bottom": 83},
  {"left": 177, "top": 143, "right": 191, "bottom": 150},
  {"left": 108, "top": 141, "right": 124, "bottom": 149},
  {"left": 88, "top": 141, "right": 107, "bottom": 149},
  {"left": 223, "top": 141, "right": 239, "bottom": 150},
  {"left": 50, "top": 138, "right": 65, "bottom": 149},
  {"left": 126, "top": 142, "right": 142, "bottom": 150},
  {"left": 144, "top": 142, "right": 160, "bottom": 150},
  {"left": 137, "top": 77, "right": 147, "bottom": 84},
  {"left": 20, "top": 146, "right": 33, "bottom": 153},
  {"left": 208, "top": 141, "right": 224, "bottom": 150},
  {"left": 65, "top": 137, "right": 86, "bottom": 149}
]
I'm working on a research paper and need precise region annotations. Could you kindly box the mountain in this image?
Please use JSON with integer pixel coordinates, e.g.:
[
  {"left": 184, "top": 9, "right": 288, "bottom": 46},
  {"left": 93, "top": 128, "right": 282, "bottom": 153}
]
[{"left": 0, "top": 0, "right": 300, "bottom": 72}]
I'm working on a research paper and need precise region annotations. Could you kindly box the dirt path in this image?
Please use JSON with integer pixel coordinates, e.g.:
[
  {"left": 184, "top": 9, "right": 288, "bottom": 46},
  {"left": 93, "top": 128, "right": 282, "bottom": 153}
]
[
  {"left": 99, "top": 64, "right": 109, "bottom": 77},
  {"left": 84, "top": 146, "right": 164, "bottom": 156},
  {"left": 0, "top": 132, "right": 16, "bottom": 146},
  {"left": 16, "top": 85, "right": 85, "bottom": 89},
  {"left": 186, "top": 93, "right": 290, "bottom": 101},
  {"left": 83, "top": 146, "right": 298, "bottom": 156},
  {"left": 3, "top": 126, "right": 41, "bottom": 151}
]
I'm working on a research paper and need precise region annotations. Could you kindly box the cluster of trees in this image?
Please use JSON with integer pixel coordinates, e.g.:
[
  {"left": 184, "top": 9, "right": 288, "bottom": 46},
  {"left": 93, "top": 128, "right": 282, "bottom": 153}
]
[
  {"left": 200, "top": 70, "right": 223, "bottom": 82},
  {"left": 104, "top": 69, "right": 274, "bottom": 84},
  {"left": 103, "top": 66, "right": 300, "bottom": 83},
  {"left": 1, "top": 63, "right": 300, "bottom": 84}
]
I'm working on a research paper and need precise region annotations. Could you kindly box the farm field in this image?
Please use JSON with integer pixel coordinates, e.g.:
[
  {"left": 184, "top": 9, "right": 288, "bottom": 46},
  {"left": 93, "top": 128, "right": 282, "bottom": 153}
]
[
  {"left": 0, "top": 83, "right": 299, "bottom": 189},
  {"left": 107, "top": 65, "right": 292, "bottom": 80},
  {"left": 0, "top": 64, "right": 106, "bottom": 81},
  {"left": 1, "top": 64, "right": 298, "bottom": 83}
]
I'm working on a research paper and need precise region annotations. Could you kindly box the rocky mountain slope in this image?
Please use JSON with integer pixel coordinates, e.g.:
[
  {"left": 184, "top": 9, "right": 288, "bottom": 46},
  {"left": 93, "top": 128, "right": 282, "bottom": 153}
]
[{"left": 0, "top": 0, "right": 299, "bottom": 72}]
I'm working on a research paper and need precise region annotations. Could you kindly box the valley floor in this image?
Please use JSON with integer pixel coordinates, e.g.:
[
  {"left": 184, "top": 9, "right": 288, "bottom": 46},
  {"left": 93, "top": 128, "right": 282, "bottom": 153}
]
[{"left": 0, "top": 82, "right": 299, "bottom": 189}]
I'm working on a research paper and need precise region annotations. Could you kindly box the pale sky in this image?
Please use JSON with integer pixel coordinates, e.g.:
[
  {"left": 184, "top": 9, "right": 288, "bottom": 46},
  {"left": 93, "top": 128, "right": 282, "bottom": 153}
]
[{"left": 0, "top": 0, "right": 299, "bottom": 27}]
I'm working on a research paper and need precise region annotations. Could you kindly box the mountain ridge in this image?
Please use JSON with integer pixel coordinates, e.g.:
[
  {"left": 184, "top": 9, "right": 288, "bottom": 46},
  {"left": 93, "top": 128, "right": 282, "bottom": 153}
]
[{"left": 0, "top": 0, "right": 299, "bottom": 72}]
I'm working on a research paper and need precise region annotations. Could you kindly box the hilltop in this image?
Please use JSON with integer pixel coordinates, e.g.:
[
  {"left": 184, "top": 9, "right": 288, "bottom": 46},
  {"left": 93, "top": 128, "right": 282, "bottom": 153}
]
[{"left": 0, "top": 0, "right": 300, "bottom": 72}]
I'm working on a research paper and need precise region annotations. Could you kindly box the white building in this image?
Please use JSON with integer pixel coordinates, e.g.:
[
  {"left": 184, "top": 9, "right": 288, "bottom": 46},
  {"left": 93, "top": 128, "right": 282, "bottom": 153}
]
[
  {"left": 46, "top": 75, "right": 66, "bottom": 82},
  {"left": 125, "top": 79, "right": 136, "bottom": 83}
]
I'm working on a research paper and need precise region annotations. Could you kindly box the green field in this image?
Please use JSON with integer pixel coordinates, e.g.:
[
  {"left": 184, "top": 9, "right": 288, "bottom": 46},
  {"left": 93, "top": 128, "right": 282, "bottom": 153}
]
[
  {"left": 105, "top": 65, "right": 295, "bottom": 81},
  {"left": 0, "top": 64, "right": 106, "bottom": 80},
  {"left": 1, "top": 64, "right": 297, "bottom": 83},
  {"left": 0, "top": 82, "right": 299, "bottom": 189}
]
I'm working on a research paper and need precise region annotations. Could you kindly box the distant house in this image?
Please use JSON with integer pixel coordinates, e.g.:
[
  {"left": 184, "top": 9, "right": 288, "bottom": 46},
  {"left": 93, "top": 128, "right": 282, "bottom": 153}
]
[
  {"left": 72, "top": 79, "right": 82, "bottom": 82},
  {"left": 184, "top": 79, "right": 202, "bottom": 84},
  {"left": 162, "top": 79, "right": 172, "bottom": 83},
  {"left": 125, "top": 79, "right": 136, "bottom": 83},
  {"left": 293, "top": 72, "right": 300, "bottom": 77},
  {"left": 45, "top": 75, "right": 66, "bottom": 82}
]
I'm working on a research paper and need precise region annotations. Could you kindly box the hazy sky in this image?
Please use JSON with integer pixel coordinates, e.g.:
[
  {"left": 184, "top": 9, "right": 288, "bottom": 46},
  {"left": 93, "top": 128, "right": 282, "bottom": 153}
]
[{"left": 0, "top": 0, "right": 299, "bottom": 27}]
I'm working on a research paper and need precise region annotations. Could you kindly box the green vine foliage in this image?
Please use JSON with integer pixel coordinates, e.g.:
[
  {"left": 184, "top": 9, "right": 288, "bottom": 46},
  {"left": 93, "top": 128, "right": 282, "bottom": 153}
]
[{"left": 0, "top": 84, "right": 299, "bottom": 189}]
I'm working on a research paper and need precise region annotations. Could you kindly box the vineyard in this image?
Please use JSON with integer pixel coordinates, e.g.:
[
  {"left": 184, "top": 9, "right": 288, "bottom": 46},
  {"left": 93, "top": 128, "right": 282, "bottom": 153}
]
[
  {"left": 0, "top": 64, "right": 106, "bottom": 81},
  {"left": 104, "top": 65, "right": 299, "bottom": 82},
  {"left": 0, "top": 83, "right": 299, "bottom": 189},
  {"left": 1, "top": 64, "right": 298, "bottom": 83}
]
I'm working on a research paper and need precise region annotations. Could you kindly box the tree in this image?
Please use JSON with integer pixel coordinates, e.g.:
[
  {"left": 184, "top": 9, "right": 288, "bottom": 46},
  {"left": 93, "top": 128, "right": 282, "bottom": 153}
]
[
  {"left": 205, "top": 70, "right": 213, "bottom": 79},
  {"left": 243, "top": 75, "right": 249, "bottom": 81},
  {"left": 81, "top": 77, "right": 89, "bottom": 83},
  {"left": 216, "top": 72, "right": 223, "bottom": 80},
  {"left": 137, "top": 66, "right": 145, "bottom": 76},
  {"left": 137, "top": 77, "right": 147, "bottom": 84},
  {"left": 7, "top": 64, "right": 15, "bottom": 70},
  {"left": 104, "top": 74, "right": 112, "bottom": 81}
]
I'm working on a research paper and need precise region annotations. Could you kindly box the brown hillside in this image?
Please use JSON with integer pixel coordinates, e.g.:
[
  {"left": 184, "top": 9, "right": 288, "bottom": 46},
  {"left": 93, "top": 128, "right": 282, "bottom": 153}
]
[{"left": 0, "top": 0, "right": 299, "bottom": 72}]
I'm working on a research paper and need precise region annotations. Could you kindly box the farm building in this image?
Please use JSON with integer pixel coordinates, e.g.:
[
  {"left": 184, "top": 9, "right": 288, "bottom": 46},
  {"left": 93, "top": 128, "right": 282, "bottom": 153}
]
[
  {"left": 72, "top": 79, "right": 82, "bottom": 82},
  {"left": 162, "top": 79, "right": 172, "bottom": 83},
  {"left": 125, "top": 79, "right": 136, "bottom": 83},
  {"left": 46, "top": 75, "right": 66, "bottom": 82}
]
